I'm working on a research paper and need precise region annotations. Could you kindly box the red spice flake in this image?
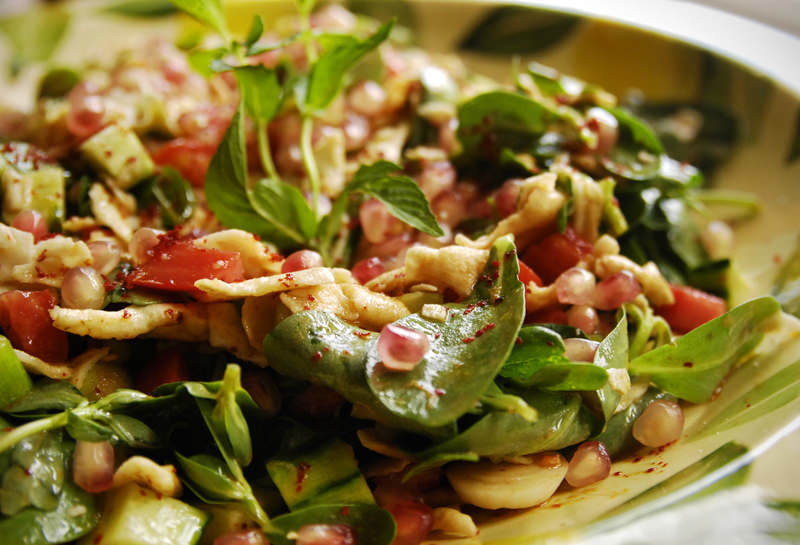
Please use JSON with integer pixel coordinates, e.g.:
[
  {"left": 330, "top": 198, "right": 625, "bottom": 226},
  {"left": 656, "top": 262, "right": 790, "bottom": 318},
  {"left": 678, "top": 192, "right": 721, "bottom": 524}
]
[
  {"left": 434, "top": 332, "right": 441, "bottom": 339},
  {"left": 36, "top": 249, "right": 48, "bottom": 262},
  {"left": 311, "top": 351, "right": 323, "bottom": 362},
  {"left": 645, "top": 468, "right": 656, "bottom": 473},
  {"left": 632, "top": 456, "right": 643, "bottom": 463},
  {"left": 343, "top": 350, "right": 352, "bottom": 356},
  {"left": 165, "top": 308, "right": 175, "bottom": 318},
  {"left": 462, "top": 336, "right": 475, "bottom": 344},
  {"left": 477, "top": 300, "right": 488, "bottom": 308},
  {"left": 103, "top": 150, "right": 113, "bottom": 158},
  {"left": 491, "top": 260, "right": 500, "bottom": 268},
  {"left": 93, "top": 534, "right": 104, "bottom": 544},
  {"left": 341, "top": 506, "right": 351, "bottom": 516},
  {"left": 493, "top": 296, "right": 504, "bottom": 306},
  {"left": 434, "top": 388, "right": 445, "bottom": 396},
  {"left": 2, "top": 428, "right": 11, "bottom": 432},
  {"left": 307, "top": 294, "right": 316, "bottom": 302},
  {"left": 746, "top": 403, "right": 752, "bottom": 408},
  {"left": 353, "top": 330, "right": 371, "bottom": 339},
  {"left": 463, "top": 303, "right": 476, "bottom": 315},
  {"left": 269, "top": 253, "right": 282, "bottom": 262},
  {"left": 156, "top": 492, "right": 163, "bottom": 500},
  {"left": 122, "top": 309, "right": 131, "bottom": 319},
  {"left": 296, "top": 462, "right": 311, "bottom": 493},
  {"left": 474, "top": 322, "right": 496, "bottom": 337},
  {"left": 683, "top": 362, "right": 694, "bottom": 368},
  {"left": 550, "top": 503, "right": 562, "bottom": 509},
  {"left": 613, "top": 471, "right": 624, "bottom": 477},
  {"left": 323, "top": 346, "right": 330, "bottom": 352},
  {"left": 125, "top": 156, "right": 138, "bottom": 164},
  {"left": 139, "top": 489, "right": 147, "bottom": 496},
  {"left": 504, "top": 249, "right": 517, "bottom": 260},
  {"left": 773, "top": 254, "right": 783, "bottom": 264},
  {"left": 515, "top": 337, "right": 523, "bottom": 345}
]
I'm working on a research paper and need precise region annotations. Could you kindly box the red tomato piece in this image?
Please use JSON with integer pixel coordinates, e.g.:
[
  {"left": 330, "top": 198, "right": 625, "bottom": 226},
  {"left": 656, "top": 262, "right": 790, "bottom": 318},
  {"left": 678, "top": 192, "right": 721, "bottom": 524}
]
[
  {"left": 655, "top": 284, "right": 727, "bottom": 334},
  {"left": 522, "top": 228, "right": 593, "bottom": 285},
  {"left": 151, "top": 139, "right": 218, "bottom": 187},
  {"left": 0, "top": 290, "right": 68, "bottom": 362},
  {"left": 136, "top": 347, "right": 189, "bottom": 395},
  {"left": 518, "top": 261, "right": 543, "bottom": 287},
  {"left": 126, "top": 238, "right": 245, "bottom": 295}
]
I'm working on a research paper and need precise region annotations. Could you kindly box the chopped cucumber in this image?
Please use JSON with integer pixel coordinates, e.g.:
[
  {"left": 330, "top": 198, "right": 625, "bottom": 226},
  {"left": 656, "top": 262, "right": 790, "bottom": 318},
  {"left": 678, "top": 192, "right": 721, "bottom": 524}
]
[
  {"left": 80, "top": 483, "right": 208, "bottom": 545},
  {"left": 198, "top": 505, "right": 258, "bottom": 545},
  {"left": 80, "top": 125, "right": 155, "bottom": 189},
  {"left": 0, "top": 157, "right": 66, "bottom": 229}
]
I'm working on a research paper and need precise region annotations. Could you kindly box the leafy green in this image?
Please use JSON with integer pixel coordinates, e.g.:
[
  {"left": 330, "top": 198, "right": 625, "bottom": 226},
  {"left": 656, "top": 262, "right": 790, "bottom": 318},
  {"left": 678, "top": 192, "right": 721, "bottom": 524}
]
[
  {"left": 587, "top": 310, "right": 628, "bottom": 424},
  {"left": 304, "top": 21, "right": 393, "bottom": 113},
  {"left": 234, "top": 65, "right": 283, "bottom": 123},
  {"left": 102, "top": 0, "right": 178, "bottom": 17},
  {"left": 629, "top": 297, "right": 781, "bottom": 403},
  {"left": 266, "top": 503, "right": 395, "bottom": 545},
  {"left": 37, "top": 68, "right": 80, "bottom": 99},
  {"left": 135, "top": 167, "right": 196, "bottom": 229},
  {"left": 498, "top": 326, "right": 608, "bottom": 391},
  {"left": 458, "top": 7, "right": 579, "bottom": 55},
  {"left": 167, "top": 0, "right": 228, "bottom": 39},
  {"left": 175, "top": 453, "right": 246, "bottom": 503},
  {"left": 0, "top": 336, "right": 32, "bottom": 410},
  {"left": 244, "top": 14, "right": 264, "bottom": 48},
  {"left": 0, "top": 7, "right": 70, "bottom": 76}
]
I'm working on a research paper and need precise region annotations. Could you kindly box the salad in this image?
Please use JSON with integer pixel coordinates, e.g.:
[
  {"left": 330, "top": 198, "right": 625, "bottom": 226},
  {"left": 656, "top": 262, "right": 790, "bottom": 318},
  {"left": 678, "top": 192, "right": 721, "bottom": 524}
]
[{"left": 0, "top": 2, "right": 786, "bottom": 544}]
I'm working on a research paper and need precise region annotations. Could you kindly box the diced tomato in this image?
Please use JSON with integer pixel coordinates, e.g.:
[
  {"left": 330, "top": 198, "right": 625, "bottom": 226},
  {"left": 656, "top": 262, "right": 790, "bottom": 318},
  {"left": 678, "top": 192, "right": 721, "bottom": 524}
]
[
  {"left": 0, "top": 290, "right": 69, "bottom": 362},
  {"left": 151, "top": 139, "right": 217, "bottom": 187},
  {"left": 518, "top": 261, "right": 543, "bottom": 287},
  {"left": 655, "top": 284, "right": 727, "bottom": 334},
  {"left": 527, "top": 307, "right": 568, "bottom": 325},
  {"left": 522, "top": 228, "right": 593, "bottom": 284},
  {"left": 126, "top": 236, "right": 245, "bottom": 295},
  {"left": 136, "top": 347, "right": 189, "bottom": 394}
]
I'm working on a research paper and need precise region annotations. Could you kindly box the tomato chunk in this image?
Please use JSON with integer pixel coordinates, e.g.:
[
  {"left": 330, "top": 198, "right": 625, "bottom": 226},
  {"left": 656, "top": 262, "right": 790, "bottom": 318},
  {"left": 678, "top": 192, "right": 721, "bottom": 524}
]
[
  {"left": 655, "top": 284, "right": 727, "bottom": 334},
  {"left": 518, "top": 261, "right": 543, "bottom": 287},
  {"left": 126, "top": 237, "right": 245, "bottom": 295},
  {"left": 0, "top": 290, "right": 69, "bottom": 362},
  {"left": 136, "top": 347, "right": 189, "bottom": 394},
  {"left": 151, "top": 139, "right": 217, "bottom": 187},
  {"left": 522, "top": 228, "right": 593, "bottom": 285}
]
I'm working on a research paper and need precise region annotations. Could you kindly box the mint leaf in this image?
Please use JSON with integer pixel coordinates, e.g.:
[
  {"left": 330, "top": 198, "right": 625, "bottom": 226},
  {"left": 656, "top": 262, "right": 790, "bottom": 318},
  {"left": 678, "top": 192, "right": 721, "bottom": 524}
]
[
  {"left": 251, "top": 178, "right": 317, "bottom": 243},
  {"left": 305, "top": 21, "right": 393, "bottom": 113},
  {"left": 234, "top": 65, "right": 283, "bottom": 123},
  {"left": 168, "top": 0, "right": 227, "bottom": 38},
  {"left": 244, "top": 14, "right": 264, "bottom": 47}
]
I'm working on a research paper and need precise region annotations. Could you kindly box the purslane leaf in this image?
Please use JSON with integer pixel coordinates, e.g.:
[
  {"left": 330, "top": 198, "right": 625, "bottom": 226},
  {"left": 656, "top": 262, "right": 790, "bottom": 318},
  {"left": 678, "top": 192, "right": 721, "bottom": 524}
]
[
  {"left": 234, "top": 65, "right": 283, "bottom": 123},
  {"left": 175, "top": 452, "right": 244, "bottom": 502},
  {"left": 305, "top": 21, "right": 393, "bottom": 112}
]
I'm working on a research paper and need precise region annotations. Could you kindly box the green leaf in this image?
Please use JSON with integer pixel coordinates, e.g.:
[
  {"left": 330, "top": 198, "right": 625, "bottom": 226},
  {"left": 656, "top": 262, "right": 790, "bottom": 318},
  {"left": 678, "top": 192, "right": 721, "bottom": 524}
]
[
  {"left": 459, "top": 7, "right": 579, "bottom": 55},
  {"left": 697, "top": 358, "right": 800, "bottom": 439},
  {"left": 479, "top": 383, "right": 537, "bottom": 422},
  {"left": 305, "top": 21, "right": 393, "bottom": 112},
  {"left": 0, "top": 7, "right": 70, "bottom": 76},
  {"left": 0, "top": 336, "right": 32, "bottom": 410},
  {"left": 167, "top": 0, "right": 227, "bottom": 38},
  {"left": 107, "top": 414, "right": 159, "bottom": 448},
  {"left": 37, "top": 67, "right": 80, "bottom": 99},
  {"left": 175, "top": 453, "right": 245, "bottom": 502},
  {"left": 347, "top": 0, "right": 416, "bottom": 29},
  {"left": 209, "top": 365, "right": 253, "bottom": 468},
  {"left": 608, "top": 106, "right": 664, "bottom": 155},
  {"left": 266, "top": 504, "right": 395, "bottom": 545},
  {"left": 629, "top": 297, "right": 781, "bottom": 403},
  {"left": 347, "top": 161, "right": 443, "bottom": 237},
  {"left": 65, "top": 412, "right": 113, "bottom": 443},
  {"left": 102, "top": 0, "right": 178, "bottom": 17},
  {"left": 457, "top": 90, "right": 564, "bottom": 162},
  {"left": 6, "top": 380, "right": 85, "bottom": 416},
  {"left": 234, "top": 65, "right": 283, "bottom": 123},
  {"left": 584, "top": 310, "right": 628, "bottom": 425},
  {"left": 135, "top": 168, "right": 196, "bottom": 229},
  {"left": 244, "top": 15, "right": 264, "bottom": 47},
  {"left": 0, "top": 480, "right": 98, "bottom": 545},
  {"left": 774, "top": 234, "right": 800, "bottom": 317},
  {"left": 204, "top": 102, "right": 310, "bottom": 250},
  {"left": 187, "top": 47, "right": 228, "bottom": 78},
  {"left": 365, "top": 236, "right": 525, "bottom": 427},
  {"left": 499, "top": 326, "right": 571, "bottom": 384}
]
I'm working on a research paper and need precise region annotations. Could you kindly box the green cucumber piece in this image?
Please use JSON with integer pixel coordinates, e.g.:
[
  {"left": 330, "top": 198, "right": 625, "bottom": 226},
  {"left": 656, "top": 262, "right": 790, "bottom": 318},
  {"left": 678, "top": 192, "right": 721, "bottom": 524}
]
[
  {"left": 80, "top": 483, "right": 208, "bottom": 545},
  {"left": 80, "top": 125, "right": 155, "bottom": 189},
  {"left": 1, "top": 161, "right": 66, "bottom": 229}
]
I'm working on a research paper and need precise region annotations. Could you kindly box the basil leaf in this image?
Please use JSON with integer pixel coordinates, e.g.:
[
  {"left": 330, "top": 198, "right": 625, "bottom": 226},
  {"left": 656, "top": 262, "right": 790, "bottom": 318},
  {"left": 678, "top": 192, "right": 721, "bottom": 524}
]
[
  {"left": 175, "top": 453, "right": 245, "bottom": 502},
  {"left": 0, "top": 7, "right": 70, "bottom": 76},
  {"left": 250, "top": 178, "right": 317, "bottom": 243},
  {"left": 102, "top": 0, "right": 178, "bottom": 17},
  {"left": 305, "top": 21, "right": 393, "bottom": 113},
  {"left": 234, "top": 65, "right": 283, "bottom": 123},
  {"left": 347, "top": 161, "right": 443, "bottom": 237},
  {"left": 267, "top": 504, "right": 395, "bottom": 545},
  {"left": 629, "top": 297, "right": 781, "bottom": 403},
  {"left": 244, "top": 15, "right": 264, "bottom": 47},
  {"left": 365, "top": 236, "right": 524, "bottom": 427},
  {"left": 167, "top": 0, "right": 227, "bottom": 38}
]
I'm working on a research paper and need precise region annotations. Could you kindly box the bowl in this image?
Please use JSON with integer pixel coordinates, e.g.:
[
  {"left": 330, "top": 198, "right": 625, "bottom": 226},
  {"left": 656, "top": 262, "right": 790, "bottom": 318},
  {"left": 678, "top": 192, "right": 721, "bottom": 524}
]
[{"left": 2, "top": 1, "right": 800, "bottom": 543}]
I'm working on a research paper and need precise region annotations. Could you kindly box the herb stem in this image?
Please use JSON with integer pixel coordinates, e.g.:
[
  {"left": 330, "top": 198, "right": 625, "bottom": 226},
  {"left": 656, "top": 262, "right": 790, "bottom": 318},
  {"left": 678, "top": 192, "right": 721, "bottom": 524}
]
[
  {"left": 300, "top": 115, "right": 321, "bottom": 216},
  {"left": 256, "top": 120, "right": 279, "bottom": 181},
  {"left": 0, "top": 412, "right": 68, "bottom": 454}
]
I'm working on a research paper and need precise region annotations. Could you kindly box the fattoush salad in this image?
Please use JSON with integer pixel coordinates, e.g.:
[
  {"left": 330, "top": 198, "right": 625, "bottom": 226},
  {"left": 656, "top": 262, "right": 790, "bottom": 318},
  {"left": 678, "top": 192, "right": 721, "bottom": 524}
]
[{"left": 0, "top": 2, "right": 783, "bottom": 545}]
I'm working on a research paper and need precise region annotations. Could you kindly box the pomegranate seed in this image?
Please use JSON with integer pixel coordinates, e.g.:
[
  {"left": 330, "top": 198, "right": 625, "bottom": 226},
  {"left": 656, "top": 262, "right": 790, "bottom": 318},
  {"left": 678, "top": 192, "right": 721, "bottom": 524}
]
[
  {"left": 417, "top": 161, "right": 456, "bottom": 200},
  {"left": 585, "top": 107, "right": 619, "bottom": 155},
  {"left": 130, "top": 227, "right": 164, "bottom": 264},
  {"left": 343, "top": 113, "right": 370, "bottom": 151},
  {"left": 359, "top": 198, "right": 396, "bottom": 245},
  {"left": 66, "top": 85, "right": 107, "bottom": 139},
  {"left": 593, "top": 270, "right": 642, "bottom": 310},
  {"left": 295, "top": 524, "right": 356, "bottom": 545},
  {"left": 374, "top": 485, "right": 433, "bottom": 545},
  {"left": 73, "top": 440, "right": 115, "bottom": 493},
  {"left": 494, "top": 178, "right": 525, "bottom": 218},
  {"left": 377, "top": 324, "right": 430, "bottom": 372},
  {"left": 281, "top": 250, "right": 324, "bottom": 273},
  {"left": 633, "top": 399, "right": 684, "bottom": 447},
  {"left": 563, "top": 338, "right": 599, "bottom": 362},
  {"left": 566, "top": 441, "right": 611, "bottom": 487},
  {"left": 348, "top": 80, "right": 387, "bottom": 118},
  {"left": 566, "top": 304, "right": 598, "bottom": 335},
  {"left": 11, "top": 210, "right": 48, "bottom": 242},
  {"left": 61, "top": 267, "right": 106, "bottom": 310},
  {"left": 352, "top": 256, "right": 385, "bottom": 284},
  {"left": 88, "top": 240, "right": 121, "bottom": 276},
  {"left": 213, "top": 529, "right": 268, "bottom": 545},
  {"left": 555, "top": 267, "right": 596, "bottom": 305},
  {"left": 433, "top": 189, "right": 468, "bottom": 227}
]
